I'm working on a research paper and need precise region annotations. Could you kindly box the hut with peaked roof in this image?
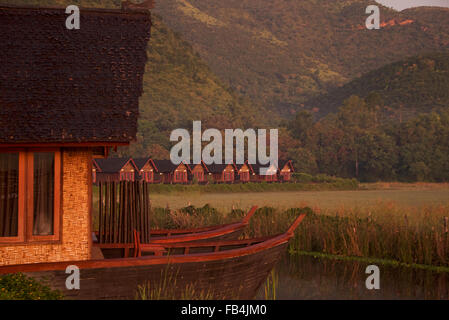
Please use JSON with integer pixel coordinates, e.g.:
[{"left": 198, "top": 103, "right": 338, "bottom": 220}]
[
  {"left": 0, "top": 5, "right": 151, "bottom": 266},
  {"left": 153, "top": 160, "right": 191, "bottom": 184},
  {"left": 190, "top": 161, "right": 210, "bottom": 184},
  {"left": 94, "top": 158, "right": 138, "bottom": 183},
  {"left": 236, "top": 163, "right": 251, "bottom": 183},
  {"left": 134, "top": 157, "right": 158, "bottom": 183},
  {"left": 247, "top": 162, "right": 279, "bottom": 182},
  {"left": 207, "top": 163, "right": 238, "bottom": 183},
  {"left": 278, "top": 160, "right": 294, "bottom": 182}
]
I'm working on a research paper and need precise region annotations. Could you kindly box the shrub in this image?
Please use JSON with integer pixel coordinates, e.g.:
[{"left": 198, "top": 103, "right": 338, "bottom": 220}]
[
  {"left": 292, "top": 173, "right": 314, "bottom": 183},
  {"left": 0, "top": 273, "right": 63, "bottom": 300}
]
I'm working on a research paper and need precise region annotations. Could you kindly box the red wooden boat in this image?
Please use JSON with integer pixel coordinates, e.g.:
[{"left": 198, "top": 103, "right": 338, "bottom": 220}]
[
  {"left": 94, "top": 206, "right": 258, "bottom": 257},
  {"left": 0, "top": 214, "right": 306, "bottom": 300}
]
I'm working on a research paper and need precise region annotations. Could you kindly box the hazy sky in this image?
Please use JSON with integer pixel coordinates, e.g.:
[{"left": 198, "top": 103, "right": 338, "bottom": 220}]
[{"left": 376, "top": 0, "right": 449, "bottom": 10}]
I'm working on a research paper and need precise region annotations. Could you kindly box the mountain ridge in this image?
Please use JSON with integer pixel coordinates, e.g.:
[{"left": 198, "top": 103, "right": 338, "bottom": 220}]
[{"left": 153, "top": 0, "right": 449, "bottom": 115}]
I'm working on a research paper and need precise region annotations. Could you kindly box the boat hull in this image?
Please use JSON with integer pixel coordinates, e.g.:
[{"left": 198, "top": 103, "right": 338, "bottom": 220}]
[{"left": 23, "top": 242, "right": 287, "bottom": 300}]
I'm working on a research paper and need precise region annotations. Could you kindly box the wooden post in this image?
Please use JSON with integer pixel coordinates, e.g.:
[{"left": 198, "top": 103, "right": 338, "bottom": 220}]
[{"left": 444, "top": 217, "right": 448, "bottom": 234}]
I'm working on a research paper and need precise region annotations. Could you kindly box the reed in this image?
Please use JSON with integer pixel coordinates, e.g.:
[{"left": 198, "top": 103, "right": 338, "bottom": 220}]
[
  {"left": 291, "top": 203, "right": 449, "bottom": 267},
  {"left": 263, "top": 269, "right": 278, "bottom": 300},
  {"left": 135, "top": 266, "right": 215, "bottom": 300},
  {"left": 151, "top": 204, "right": 449, "bottom": 268}
]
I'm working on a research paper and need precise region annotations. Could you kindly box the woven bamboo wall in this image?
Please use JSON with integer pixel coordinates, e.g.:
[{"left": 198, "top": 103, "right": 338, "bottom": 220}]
[{"left": 0, "top": 149, "right": 91, "bottom": 266}]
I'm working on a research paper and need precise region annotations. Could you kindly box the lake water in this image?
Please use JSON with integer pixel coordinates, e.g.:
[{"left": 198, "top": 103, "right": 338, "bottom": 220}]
[{"left": 257, "top": 254, "right": 449, "bottom": 300}]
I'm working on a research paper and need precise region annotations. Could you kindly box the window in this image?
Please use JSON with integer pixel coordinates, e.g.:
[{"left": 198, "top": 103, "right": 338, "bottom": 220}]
[
  {"left": 281, "top": 172, "right": 291, "bottom": 181},
  {"left": 120, "top": 171, "right": 134, "bottom": 181},
  {"left": 0, "top": 149, "right": 61, "bottom": 243},
  {"left": 0, "top": 153, "right": 21, "bottom": 240},
  {"left": 145, "top": 171, "right": 153, "bottom": 182},
  {"left": 32, "top": 153, "right": 55, "bottom": 236},
  {"left": 194, "top": 171, "right": 204, "bottom": 181},
  {"left": 224, "top": 172, "right": 234, "bottom": 182},
  {"left": 240, "top": 172, "right": 249, "bottom": 181},
  {"left": 175, "top": 171, "right": 187, "bottom": 182},
  {"left": 92, "top": 169, "right": 96, "bottom": 183}
]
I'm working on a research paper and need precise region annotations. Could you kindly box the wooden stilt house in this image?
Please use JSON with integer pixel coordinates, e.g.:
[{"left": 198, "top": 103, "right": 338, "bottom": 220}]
[{"left": 0, "top": 5, "right": 151, "bottom": 266}]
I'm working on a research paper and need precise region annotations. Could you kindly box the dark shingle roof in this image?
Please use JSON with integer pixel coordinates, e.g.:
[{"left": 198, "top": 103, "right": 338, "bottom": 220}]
[
  {"left": 134, "top": 157, "right": 153, "bottom": 171},
  {"left": 279, "top": 160, "right": 294, "bottom": 172},
  {"left": 0, "top": 6, "right": 151, "bottom": 144},
  {"left": 152, "top": 160, "right": 179, "bottom": 173},
  {"left": 94, "top": 158, "right": 134, "bottom": 173},
  {"left": 206, "top": 163, "right": 237, "bottom": 173}
]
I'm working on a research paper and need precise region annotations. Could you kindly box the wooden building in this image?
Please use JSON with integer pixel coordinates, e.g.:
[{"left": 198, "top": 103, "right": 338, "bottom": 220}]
[
  {"left": 237, "top": 163, "right": 252, "bottom": 183},
  {"left": 93, "top": 158, "right": 138, "bottom": 183},
  {"left": 134, "top": 157, "right": 158, "bottom": 183},
  {"left": 152, "top": 160, "right": 191, "bottom": 184},
  {"left": 207, "top": 163, "right": 238, "bottom": 183},
  {"left": 190, "top": 161, "right": 210, "bottom": 184},
  {"left": 247, "top": 162, "right": 279, "bottom": 182},
  {"left": 0, "top": 5, "right": 151, "bottom": 266},
  {"left": 278, "top": 160, "right": 294, "bottom": 182}
]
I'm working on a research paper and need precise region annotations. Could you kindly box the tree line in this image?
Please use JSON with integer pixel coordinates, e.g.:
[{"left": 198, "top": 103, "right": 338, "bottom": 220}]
[{"left": 284, "top": 94, "right": 449, "bottom": 182}]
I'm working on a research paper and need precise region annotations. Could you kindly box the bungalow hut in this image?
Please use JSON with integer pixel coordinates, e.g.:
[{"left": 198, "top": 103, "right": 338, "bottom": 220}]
[
  {"left": 278, "top": 160, "right": 294, "bottom": 182},
  {"left": 93, "top": 158, "right": 138, "bottom": 183},
  {"left": 237, "top": 163, "right": 251, "bottom": 183},
  {"left": 134, "top": 157, "right": 158, "bottom": 183},
  {"left": 247, "top": 162, "right": 279, "bottom": 182},
  {"left": 190, "top": 161, "right": 210, "bottom": 184},
  {"left": 207, "top": 163, "right": 238, "bottom": 183},
  {"left": 152, "top": 160, "right": 191, "bottom": 184},
  {"left": 0, "top": 5, "right": 151, "bottom": 266}
]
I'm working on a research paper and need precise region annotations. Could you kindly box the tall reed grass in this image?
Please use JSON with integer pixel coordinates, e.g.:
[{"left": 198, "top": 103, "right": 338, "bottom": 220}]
[{"left": 151, "top": 203, "right": 449, "bottom": 268}]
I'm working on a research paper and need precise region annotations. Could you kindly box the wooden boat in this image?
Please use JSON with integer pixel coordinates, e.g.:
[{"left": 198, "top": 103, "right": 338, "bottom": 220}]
[
  {"left": 94, "top": 206, "right": 258, "bottom": 258},
  {"left": 0, "top": 214, "right": 306, "bottom": 300}
]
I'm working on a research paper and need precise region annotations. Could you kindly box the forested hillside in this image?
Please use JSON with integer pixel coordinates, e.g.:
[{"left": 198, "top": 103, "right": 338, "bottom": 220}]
[
  {"left": 285, "top": 97, "right": 449, "bottom": 182},
  {"left": 128, "top": 14, "right": 273, "bottom": 157},
  {"left": 305, "top": 52, "right": 449, "bottom": 118},
  {"left": 153, "top": 0, "right": 449, "bottom": 115}
]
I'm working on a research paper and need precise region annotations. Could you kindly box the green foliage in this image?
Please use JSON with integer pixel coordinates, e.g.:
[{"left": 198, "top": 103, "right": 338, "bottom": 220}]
[
  {"left": 147, "top": 178, "right": 358, "bottom": 195},
  {"left": 307, "top": 52, "right": 449, "bottom": 117},
  {"left": 287, "top": 88, "right": 449, "bottom": 182},
  {"left": 153, "top": 0, "right": 449, "bottom": 115},
  {"left": 0, "top": 273, "right": 63, "bottom": 300},
  {"left": 292, "top": 173, "right": 314, "bottom": 183}
]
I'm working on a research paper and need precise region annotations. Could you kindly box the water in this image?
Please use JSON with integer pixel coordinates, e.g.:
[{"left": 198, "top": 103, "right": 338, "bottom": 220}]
[{"left": 257, "top": 254, "right": 449, "bottom": 300}]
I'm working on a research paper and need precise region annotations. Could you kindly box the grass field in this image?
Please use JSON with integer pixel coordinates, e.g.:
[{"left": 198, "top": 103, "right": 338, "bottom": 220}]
[{"left": 149, "top": 186, "right": 449, "bottom": 212}]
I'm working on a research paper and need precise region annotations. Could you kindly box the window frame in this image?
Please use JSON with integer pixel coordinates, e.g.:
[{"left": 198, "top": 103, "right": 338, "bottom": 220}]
[
  {"left": 0, "top": 149, "right": 26, "bottom": 244},
  {"left": 0, "top": 148, "right": 62, "bottom": 245}
]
